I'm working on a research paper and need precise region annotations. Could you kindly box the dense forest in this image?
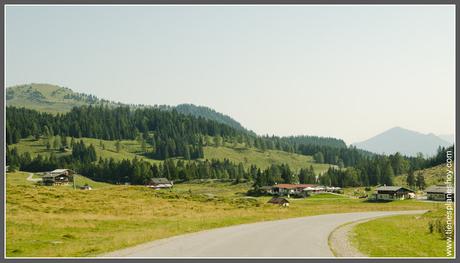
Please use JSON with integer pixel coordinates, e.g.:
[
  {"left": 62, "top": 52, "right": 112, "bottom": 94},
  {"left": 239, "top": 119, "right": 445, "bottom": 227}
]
[{"left": 6, "top": 106, "right": 368, "bottom": 165}]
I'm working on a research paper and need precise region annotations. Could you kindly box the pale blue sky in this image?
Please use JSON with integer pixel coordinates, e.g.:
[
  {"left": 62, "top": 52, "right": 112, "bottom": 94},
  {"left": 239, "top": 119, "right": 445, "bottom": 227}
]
[{"left": 5, "top": 5, "right": 455, "bottom": 144}]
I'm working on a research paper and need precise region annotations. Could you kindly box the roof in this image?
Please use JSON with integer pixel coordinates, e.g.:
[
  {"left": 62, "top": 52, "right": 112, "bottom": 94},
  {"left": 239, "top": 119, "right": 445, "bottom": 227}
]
[
  {"left": 50, "top": 169, "right": 74, "bottom": 174},
  {"left": 267, "top": 197, "right": 289, "bottom": 204},
  {"left": 149, "top": 178, "right": 172, "bottom": 184},
  {"left": 426, "top": 185, "right": 451, "bottom": 194},
  {"left": 376, "top": 186, "right": 414, "bottom": 192},
  {"left": 44, "top": 170, "right": 74, "bottom": 178},
  {"left": 274, "top": 184, "right": 317, "bottom": 189}
]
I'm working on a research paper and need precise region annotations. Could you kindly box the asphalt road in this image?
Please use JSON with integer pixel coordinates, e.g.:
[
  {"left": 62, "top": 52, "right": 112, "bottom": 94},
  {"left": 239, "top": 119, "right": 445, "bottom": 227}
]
[{"left": 102, "top": 210, "right": 426, "bottom": 258}]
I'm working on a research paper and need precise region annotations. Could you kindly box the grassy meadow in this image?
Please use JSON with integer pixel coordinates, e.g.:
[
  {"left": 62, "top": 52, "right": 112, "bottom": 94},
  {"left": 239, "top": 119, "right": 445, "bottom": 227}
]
[
  {"left": 7, "top": 171, "right": 441, "bottom": 257},
  {"left": 351, "top": 208, "right": 453, "bottom": 257}
]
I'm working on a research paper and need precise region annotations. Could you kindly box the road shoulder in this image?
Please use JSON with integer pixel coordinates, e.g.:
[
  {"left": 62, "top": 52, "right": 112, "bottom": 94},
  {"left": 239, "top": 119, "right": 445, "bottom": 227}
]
[{"left": 328, "top": 219, "right": 369, "bottom": 257}]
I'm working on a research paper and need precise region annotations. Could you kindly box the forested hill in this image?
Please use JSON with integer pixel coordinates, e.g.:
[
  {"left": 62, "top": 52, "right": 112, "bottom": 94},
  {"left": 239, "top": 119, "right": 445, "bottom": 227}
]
[
  {"left": 156, "top": 104, "right": 254, "bottom": 134},
  {"left": 6, "top": 83, "right": 252, "bottom": 134},
  {"left": 279, "top": 135, "right": 347, "bottom": 148},
  {"left": 7, "top": 105, "right": 367, "bottom": 166}
]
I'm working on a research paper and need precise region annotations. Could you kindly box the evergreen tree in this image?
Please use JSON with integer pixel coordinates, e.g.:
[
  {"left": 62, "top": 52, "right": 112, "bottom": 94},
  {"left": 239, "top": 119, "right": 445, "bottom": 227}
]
[
  {"left": 416, "top": 172, "right": 426, "bottom": 190},
  {"left": 381, "top": 162, "right": 394, "bottom": 186},
  {"left": 115, "top": 140, "right": 122, "bottom": 153},
  {"left": 406, "top": 168, "right": 415, "bottom": 188},
  {"left": 313, "top": 152, "right": 325, "bottom": 163}
]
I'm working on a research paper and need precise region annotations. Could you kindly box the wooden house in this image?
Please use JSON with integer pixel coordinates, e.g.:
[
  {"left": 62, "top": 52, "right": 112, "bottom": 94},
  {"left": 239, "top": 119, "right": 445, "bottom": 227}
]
[
  {"left": 426, "top": 185, "right": 454, "bottom": 201},
  {"left": 42, "top": 169, "right": 75, "bottom": 186},
  {"left": 371, "top": 186, "right": 415, "bottom": 201}
]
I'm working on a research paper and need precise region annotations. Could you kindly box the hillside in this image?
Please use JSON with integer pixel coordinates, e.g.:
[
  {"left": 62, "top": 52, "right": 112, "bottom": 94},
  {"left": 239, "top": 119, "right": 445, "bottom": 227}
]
[
  {"left": 353, "top": 127, "right": 452, "bottom": 157},
  {"left": 6, "top": 84, "right": 251, "bottom": 133},
  {"left": 9, "top": 136, "right": 330, "bottom": 174},
  {"left": 174, "top": 104, "right": 254, "bottom": 134},
  {"left": 5, "top": 83, "right": 124, "bottom": 114},
  {"left": 203, "top": 146, "right": 332, "bottom": 173},
  {"left": 394, "top": 164, "right": 454, "bottom": 187}
]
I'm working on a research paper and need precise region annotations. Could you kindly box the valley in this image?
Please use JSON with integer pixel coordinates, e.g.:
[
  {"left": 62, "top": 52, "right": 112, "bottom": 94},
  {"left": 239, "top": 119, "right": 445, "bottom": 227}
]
[{"left": 5, "top": 83, "right": 455, "bottom": 258}]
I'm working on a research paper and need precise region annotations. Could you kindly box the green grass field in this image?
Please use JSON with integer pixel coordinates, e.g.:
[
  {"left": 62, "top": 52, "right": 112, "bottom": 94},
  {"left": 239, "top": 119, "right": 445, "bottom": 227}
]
[
  {"left": 351, "top": 208, "right": 452, "bottom": 257},
  {"left": 7, "top": 171, "right": 441, "bottom": 257}
]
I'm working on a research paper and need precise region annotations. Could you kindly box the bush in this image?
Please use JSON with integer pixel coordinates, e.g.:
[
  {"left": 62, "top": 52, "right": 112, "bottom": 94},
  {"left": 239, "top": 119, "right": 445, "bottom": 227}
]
[{"left": 428, "top": 218, "right": 453, "bottom": 240}]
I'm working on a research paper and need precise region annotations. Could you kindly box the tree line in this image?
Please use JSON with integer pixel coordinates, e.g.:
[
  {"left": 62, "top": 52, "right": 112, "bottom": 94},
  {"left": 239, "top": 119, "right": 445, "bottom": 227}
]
[
  {"left": 6, "top": 106, "right": 366, "bottom": 164},
  {"left": 6, "top": 141, "right": 252, "bottom": 184}
]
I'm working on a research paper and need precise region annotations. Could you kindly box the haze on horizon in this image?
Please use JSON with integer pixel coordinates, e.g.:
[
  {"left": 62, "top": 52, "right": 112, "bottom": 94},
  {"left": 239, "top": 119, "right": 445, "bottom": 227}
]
[{"left": 5, "top": 5, "right": 455, "bottom": 144}]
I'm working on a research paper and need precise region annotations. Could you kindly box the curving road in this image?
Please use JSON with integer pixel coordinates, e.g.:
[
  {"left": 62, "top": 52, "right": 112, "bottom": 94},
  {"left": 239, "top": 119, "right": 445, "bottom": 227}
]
[{"left": 102, "top": 210, "right": 426, "bottom": 258}]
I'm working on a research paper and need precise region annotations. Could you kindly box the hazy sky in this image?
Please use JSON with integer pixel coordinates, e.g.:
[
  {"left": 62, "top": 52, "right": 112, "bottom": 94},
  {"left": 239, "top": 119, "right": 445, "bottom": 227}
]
[{"left": 5, "top": 5, "right": 455, "bottom": 144}]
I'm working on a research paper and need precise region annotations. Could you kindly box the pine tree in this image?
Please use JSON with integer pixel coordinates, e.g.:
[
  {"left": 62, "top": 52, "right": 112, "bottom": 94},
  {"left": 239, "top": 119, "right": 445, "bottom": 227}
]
[
  {"left": 406, "top": 168, "right": 415, "bottom": 188},
  {"left": 313, "top": 152, "right": 325, "bottom": 163},
  {"left": 115, "top": 140, "right": 122, "bottom": 153},
  {"left": 184, "top": 145, "right": 191, "bottom": 160},
  {"left": 382, "top": 162, "right": 394, "bottom": 186},
  {"left": 416, "top": 172, "right": 426, "bottom": 190}
]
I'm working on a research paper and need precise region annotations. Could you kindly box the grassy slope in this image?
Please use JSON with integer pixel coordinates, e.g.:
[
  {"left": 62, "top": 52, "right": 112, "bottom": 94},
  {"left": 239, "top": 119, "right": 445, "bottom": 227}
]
[
  {"left": 351, "top": 209, "right": 451, "bottom": 257},
  {"left": 394, "top": 164, "right": 453, "bottom": 188},
  {"left": 10, "top": 137, "right": 161, "bottom": 165},
  {"left": 204, "top": 145, "right": 332, "bottom": 173},
  {"left": 11, "top": 137, "right": 331, "bottom": 173},
  {"left": 7, "top": 171, "right": 440, "bottom": 257}
]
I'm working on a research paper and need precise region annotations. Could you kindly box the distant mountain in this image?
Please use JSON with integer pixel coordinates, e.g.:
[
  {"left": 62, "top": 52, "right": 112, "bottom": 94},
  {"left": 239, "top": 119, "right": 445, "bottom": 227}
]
[
  {"left": 352, "top": 127, "right": 452, "bottom": 157},
  {"left": 438, "top": 134, "right": 455, "bottom": 144},
  {"left": 6, "top": 83, "right": 252, "bottom": 133}
]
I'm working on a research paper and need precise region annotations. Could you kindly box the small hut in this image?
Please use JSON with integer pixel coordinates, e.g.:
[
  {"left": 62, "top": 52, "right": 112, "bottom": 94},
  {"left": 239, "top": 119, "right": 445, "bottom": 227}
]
[
  {"left": 80, "top": 184, "right": 92, "bottom": 190},
  {"left": 146, "top": 178, "right": 173, "bottom": 189},
  {"left": 267, "top": 197, "right": 290, "bottom": 207}
]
